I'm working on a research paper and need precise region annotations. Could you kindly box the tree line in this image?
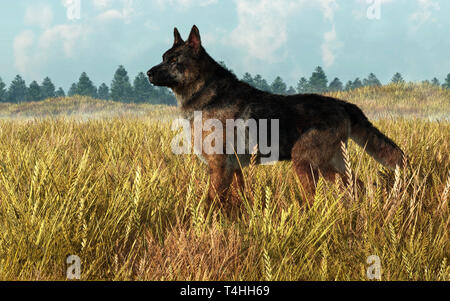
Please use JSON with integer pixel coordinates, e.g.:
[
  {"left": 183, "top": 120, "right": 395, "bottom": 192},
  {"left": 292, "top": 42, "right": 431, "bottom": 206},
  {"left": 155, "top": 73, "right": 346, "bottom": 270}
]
[
  {"left": 0, "top": 65, "right": 176, "bottom": 105},
  {"left": 221, "top": 62, "right": 450, "bottom": 95},
  {"left": 0, "top": 64, "right": 449, "bottom": 104},
  {"left": 240, "top": 67, "right": 450, "bottom": 95}
]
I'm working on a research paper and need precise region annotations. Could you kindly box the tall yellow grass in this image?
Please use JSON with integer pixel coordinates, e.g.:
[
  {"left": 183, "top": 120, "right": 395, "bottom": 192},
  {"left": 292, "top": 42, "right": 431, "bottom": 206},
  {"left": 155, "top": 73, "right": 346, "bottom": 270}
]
[{"left": 0, "top": 83, "right": 448, "bottom": 280}]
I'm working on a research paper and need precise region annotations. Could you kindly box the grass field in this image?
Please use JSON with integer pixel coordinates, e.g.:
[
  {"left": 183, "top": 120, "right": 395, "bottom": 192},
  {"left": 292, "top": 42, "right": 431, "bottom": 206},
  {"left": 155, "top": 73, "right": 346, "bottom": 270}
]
[{"left": 0, "top": 83, "right": 448, "bottom": 280}]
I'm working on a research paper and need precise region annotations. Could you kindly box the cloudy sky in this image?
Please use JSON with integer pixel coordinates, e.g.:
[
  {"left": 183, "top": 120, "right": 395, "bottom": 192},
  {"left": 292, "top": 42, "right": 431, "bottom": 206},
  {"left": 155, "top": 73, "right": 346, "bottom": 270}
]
[{"left": 1, "top": 0, "right": 449, "bottom": 91}]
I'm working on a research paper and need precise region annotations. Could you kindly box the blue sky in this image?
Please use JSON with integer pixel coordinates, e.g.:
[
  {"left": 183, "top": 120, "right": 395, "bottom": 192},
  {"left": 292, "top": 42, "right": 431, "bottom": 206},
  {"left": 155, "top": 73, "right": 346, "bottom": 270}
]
[{"left": 1, "top": 0, "right": 449, "bottom": 91}]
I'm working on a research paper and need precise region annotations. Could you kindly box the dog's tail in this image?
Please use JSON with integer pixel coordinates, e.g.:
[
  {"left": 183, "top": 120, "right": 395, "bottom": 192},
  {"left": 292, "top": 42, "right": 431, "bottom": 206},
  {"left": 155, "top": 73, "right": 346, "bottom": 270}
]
[{"left": 344, "top": 102, "right": 404, "bottom": 170}]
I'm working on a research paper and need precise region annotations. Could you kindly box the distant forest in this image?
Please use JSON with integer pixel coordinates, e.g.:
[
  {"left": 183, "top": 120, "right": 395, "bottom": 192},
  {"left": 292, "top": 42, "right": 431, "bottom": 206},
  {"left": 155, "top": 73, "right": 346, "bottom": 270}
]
[
  {"left": 1, "top": 63, "right": 449, "bottom": 105},
  {"left": 0, "top": 65, "right": 176, "bottom": 106}
]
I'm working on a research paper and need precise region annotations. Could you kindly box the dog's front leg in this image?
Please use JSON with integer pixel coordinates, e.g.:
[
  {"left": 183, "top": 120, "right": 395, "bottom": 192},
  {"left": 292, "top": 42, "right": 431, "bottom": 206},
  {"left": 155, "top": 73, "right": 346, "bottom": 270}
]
[{"left": 206, "top": 156, "right": 235, "bottom": 215}]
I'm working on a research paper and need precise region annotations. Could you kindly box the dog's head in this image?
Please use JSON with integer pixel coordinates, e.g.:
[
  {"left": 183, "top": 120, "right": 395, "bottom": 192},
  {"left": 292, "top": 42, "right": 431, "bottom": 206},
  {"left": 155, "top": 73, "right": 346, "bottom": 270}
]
[{"left": 147, "top": 25, "right": 204, "bottom": 89}]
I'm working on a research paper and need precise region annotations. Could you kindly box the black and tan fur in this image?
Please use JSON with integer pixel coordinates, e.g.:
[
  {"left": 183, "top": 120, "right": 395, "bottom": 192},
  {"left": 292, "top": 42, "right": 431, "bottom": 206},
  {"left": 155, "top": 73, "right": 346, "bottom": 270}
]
[{"left": 147, "top": 26, "right": 404, "bottom": 213}]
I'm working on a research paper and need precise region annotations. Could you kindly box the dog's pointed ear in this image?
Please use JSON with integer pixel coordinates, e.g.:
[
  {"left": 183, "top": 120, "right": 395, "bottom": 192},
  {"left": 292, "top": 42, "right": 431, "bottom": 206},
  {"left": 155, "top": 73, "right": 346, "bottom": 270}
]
[
  {"left": 187, "top": 25, "right": 201, "bottom": 51},
  {"left": 173, "top": 27, "right": 184, "bottom": 46}
]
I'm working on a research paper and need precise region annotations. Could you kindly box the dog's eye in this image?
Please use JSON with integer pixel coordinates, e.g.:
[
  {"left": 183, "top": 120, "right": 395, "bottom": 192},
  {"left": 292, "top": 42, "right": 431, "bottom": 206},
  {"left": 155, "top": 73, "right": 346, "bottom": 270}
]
[{"left": 170, "top": 58, "right": 177, "bottom": 64}]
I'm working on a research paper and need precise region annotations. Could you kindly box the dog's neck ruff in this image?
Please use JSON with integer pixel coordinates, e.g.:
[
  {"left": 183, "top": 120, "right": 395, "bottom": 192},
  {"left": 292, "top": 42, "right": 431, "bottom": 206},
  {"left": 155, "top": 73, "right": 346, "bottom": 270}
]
[{"left": 175, "top": 77, "right": 217, "bottom": 113}]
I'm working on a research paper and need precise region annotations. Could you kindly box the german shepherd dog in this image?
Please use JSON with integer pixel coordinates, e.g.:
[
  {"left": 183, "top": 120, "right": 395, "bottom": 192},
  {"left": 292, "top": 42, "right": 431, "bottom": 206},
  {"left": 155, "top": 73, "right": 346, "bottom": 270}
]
[{"left": 148, "top": 25, "right": 404, "bottom": 213}]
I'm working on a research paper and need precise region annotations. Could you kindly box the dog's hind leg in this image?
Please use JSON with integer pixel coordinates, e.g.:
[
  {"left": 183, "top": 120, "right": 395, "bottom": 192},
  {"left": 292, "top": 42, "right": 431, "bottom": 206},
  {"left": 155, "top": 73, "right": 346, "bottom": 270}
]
[
  {"left": 329, "top": 150, "right": 365, "bottom": 195},
  {"left": 291, "top": 128, "right": 348, "bottom": 206}
]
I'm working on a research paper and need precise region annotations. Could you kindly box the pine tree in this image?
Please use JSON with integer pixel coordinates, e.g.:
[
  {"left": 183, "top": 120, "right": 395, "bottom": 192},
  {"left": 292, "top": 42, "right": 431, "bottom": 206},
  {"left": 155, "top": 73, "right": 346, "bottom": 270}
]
[
  {"left": 328, "top": 77, "right": 343, "bottom": 92},
  {"left": 363, "top": 73, "right": 381, "bottom": 86},
  {"left": 77, "top": 72, "right": 97, "bottom": 98},
  {"left": 242, "top": 72, "right": 254, "bottom": 86},
  {"left": 287, "top": 86, "right": 296, "bottom": 95},
  {"left": 41, "top": 77, "right": 56, "bottom": 99},
  {"left": 297, "top": 77, "right": 310, "bottom": 94},
  {"left": 110, "top": 65, "right": 133, "bottom": 102},
  {"left": 309, "top": 66, "right": 328, "bottom": 93},
  {"left": 28, "top": 81, "right": 42, "bottom": 101},
  {"left": 391, "top": 72, "right": 405, "bottom": 84},
  {"left": 352, "top": 78, "right": 363, "bottom": 89},
  {"left": 431, "top": 77, "right": 440, "bottom": 86},
  {"left": 98, "top": 83, "right": 110, "bottom": 100},
  {"left": 8, "top": 75, "right": 28, "bottom": 103},
  {"left": 68, "top": 83, "right": 78, "bottom": 96},
  {"left": 151, "top": 87, "right": 176, "bottom": 105},
  {"left": 271, "top": 76, "right": 287, "bottom": 95},
  {"left": 345, "top": 80, "right": 353, "bottom": 91},
  {"left": 443, "top": 74, "right": 450, "bottom": 89},
  {"left": 55, "top": 87, "right": 66, "bottom": 97},
  {"left": 133, "top": 72, "right": 154, "bottom": 103},
  {"left": 0, "top": 77, "right": 6, "bottom": 102},
  {"left": 253, "top": 74, "right": 271, "bottom": 92}
]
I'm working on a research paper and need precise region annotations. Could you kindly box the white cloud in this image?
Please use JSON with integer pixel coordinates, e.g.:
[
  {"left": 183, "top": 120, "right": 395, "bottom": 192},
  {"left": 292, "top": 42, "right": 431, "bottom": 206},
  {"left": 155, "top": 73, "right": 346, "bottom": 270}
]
[
  {"left": 13, "top": 31, "right": 35, "bottom": 74},
  {"left": 14, "top": 0, "right": 91, "bottom": 76},
  {"left": 12, "top": 0, "right": 219, "bottom": 77},
  {"left": 24, "top": 4, "right": 53, "bottom": 28},
  {"left": 319, "top": 0, "right": 338, "bottom": 21},
  {"left": 409, "top": 0, "right": 440, "bottom": 33},
  {"left": 13, "top": 24, "right": 88, "bottom": 76},
  {"left": 14, "top": 0, "right": 136, "bottom": 76},
  {"left": 229, "top": 0, "right": 304, "bottom": 63},
  {"left": 97, "top": 9, "right": 124, "bottom": 21},
  {"left": 321, "top": 26, "right": 343, "bottom": 68},
  {"left": 92, "top": 0, "right": 114, "bottom": 9},
  {"left": 38, "top": 24, "right": 87, "bottom": 58},
  {"left": 199, "top": 0, "right": 218, "bottom": 6},
  {"left": 156, "top": 0, "right": 218, "bottom": 9},
  {"left": 122, "top": 0, "right": 136, "bottom": 21},
  {"left": 318, "top": 0, "right": 342, "bottom": 67},
  {"left": 229, "top": 0, "right": 344, "bottom": 67},
  {"left": 95, "top": 0, "right": 136, "bottom": 23}
]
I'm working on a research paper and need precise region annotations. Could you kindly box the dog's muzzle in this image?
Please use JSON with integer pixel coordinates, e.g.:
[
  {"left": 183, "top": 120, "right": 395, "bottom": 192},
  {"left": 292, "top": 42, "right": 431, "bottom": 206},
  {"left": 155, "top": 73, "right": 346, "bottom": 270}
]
[
  {"left": 147, "top": 64, "right": 177, "bottom": 87},
  {"left": 147, "top": 69, "right": 155, "bottom": 83}
]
